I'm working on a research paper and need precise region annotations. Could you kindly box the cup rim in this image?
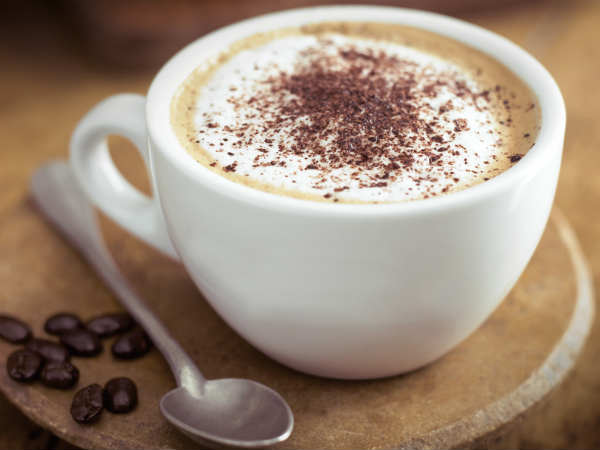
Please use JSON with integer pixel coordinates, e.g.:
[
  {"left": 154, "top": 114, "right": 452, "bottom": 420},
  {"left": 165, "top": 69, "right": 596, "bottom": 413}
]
[{"left": 146, "top": 5, "right": 565, "bottom": 217}]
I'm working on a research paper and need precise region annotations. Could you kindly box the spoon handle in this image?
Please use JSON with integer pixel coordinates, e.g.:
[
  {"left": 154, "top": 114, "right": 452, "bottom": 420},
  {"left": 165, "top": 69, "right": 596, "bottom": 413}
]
[{"left": 31, "top": 161, "right": 206, "bottom": 393}]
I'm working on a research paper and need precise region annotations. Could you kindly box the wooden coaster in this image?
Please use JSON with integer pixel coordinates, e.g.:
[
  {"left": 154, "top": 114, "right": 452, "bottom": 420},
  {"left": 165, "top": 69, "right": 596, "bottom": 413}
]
[{"left": 0, "top": 201, "right": 593, "bottom": 450}]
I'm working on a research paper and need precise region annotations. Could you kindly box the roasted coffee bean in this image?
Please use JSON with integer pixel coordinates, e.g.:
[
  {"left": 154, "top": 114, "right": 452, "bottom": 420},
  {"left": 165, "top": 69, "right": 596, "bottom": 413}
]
[
  {"left": 44, "top": 313, "right": 83, "bottom": 336},
  {"left": 103, "top": 377, "right": 138, "bottom": 413},
  {"left": 71, "top": 384, "right": 104, "bottom": 424},
  {"left": 26, "top": 338, "right": 70, "bottom": 363},
  {"left": 40, "top": 361, "right": 79, "bottom": 389},
  {"left": 86, "top": 313, "right": 133, "bottom": 338},
  {"left": 60, "top": 329, "right": 102, "bottom": 357},
  {"left": 0, "top": 315, "right": 32, "bottom": 344},
  {"left": 6, "top": 349, "right": 43, "bottom": 382},
  {"left": 111, "top": 328, "right": 150, "bottom": 359}
]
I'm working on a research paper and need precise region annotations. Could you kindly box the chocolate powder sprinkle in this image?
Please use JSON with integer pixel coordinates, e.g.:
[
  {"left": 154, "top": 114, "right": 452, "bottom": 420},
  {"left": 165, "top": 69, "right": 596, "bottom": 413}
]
[
  {"left": 454, "top": 119, "right": 468, "bottom": 132},
  {"left": 223, "top": 162, "right": 238, "bottom": 172},
  {"left": 196, "top": 38, "right": 523, "bottom": 198},
  {"left": 509, "top": 154, "right": 523, "bottom": 163}
]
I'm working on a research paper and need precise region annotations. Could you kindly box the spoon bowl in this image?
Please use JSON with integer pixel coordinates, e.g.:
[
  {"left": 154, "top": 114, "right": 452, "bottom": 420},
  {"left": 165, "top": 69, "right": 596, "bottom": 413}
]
[{"left": 160, "top": 380, "right": 293, "bottom": 447}]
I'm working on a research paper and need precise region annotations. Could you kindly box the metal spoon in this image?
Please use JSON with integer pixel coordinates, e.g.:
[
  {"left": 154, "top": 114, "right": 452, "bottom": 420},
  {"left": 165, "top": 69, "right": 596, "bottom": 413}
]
[{"left": 31, "top": 161, "right": 293, "bottom": 448}]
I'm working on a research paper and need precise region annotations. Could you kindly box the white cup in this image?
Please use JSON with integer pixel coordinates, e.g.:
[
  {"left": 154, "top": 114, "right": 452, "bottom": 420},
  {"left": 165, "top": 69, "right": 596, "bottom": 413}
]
[{"left": 70, "top": 6, "right": 565, "bottom": 379}]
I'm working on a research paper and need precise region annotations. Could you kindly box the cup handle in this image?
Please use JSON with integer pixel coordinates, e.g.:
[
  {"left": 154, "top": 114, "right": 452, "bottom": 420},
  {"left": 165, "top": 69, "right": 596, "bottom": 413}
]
[{"left": 70, "top": 94, "right": 179, "bottom": 260}]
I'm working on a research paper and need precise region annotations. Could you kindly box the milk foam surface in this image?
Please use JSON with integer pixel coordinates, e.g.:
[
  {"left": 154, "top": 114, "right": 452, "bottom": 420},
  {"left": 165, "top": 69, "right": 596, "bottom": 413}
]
[{"left": 173, "top": 27, "right": 538, "bottom": 203}]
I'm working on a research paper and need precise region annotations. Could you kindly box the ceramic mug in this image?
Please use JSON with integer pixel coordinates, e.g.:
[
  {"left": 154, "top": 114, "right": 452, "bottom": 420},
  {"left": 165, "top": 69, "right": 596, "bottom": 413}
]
[{"left": 70, "top": 6, "right": 565, "bottom": 379}]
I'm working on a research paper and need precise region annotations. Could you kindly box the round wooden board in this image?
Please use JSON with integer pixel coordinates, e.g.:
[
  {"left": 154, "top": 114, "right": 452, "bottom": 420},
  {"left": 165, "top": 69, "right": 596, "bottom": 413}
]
[{"left": 0, "top": 201, "right": 593, "bottom": 450}]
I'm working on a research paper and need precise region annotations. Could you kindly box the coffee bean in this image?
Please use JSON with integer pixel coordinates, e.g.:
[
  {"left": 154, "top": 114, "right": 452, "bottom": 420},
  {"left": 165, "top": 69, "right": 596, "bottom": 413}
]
[
  {"left": 103, "top": 377, "right": 138, "bottom": 413},
  {"left": 0, "top": 315, "right": 32, "bottom": 344},
  {"left": 6, "top": 349, "right": 43, "bottom": 382},
  {"left": 40, "top": 361, "right": 79, "bottom": 389},
  {"left": 86, "top": 313, "right": 133, "bottom": 338},
  {"left": 26, "top": 338, "right": 70, "bottom": 363},
  {"left": 44, "top": 313, "right": 83, "bottom": 336},
  {"left": 111, "top": 328, "right": 150, "bottom": 359},
  {"left": 71, "top": 384, "right": 104, "bottom": 424},
  {"left": 60, "top": 329, "right": 102, "bottom": 357}
]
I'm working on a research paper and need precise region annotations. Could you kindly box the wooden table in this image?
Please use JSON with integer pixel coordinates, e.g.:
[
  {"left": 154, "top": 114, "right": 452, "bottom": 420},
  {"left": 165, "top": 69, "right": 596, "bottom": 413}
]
[{"left": 1, "top": 0, "right": 599, "bottom": 448}]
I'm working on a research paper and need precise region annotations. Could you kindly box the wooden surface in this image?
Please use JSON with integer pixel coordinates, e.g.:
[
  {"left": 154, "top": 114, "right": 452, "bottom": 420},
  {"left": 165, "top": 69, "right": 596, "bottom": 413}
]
[
  {"left": 0, "top": 200, "right": 592, "bottom": 450},
  {"left": 1, "top": 0, "right": 599, "bottom": 448}
]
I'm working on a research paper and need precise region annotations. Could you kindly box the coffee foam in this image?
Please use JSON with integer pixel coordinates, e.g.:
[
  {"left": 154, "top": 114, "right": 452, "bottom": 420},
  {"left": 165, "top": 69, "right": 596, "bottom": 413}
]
[{"left": 172, "top": 23, "right": 539, "bottom": 203}]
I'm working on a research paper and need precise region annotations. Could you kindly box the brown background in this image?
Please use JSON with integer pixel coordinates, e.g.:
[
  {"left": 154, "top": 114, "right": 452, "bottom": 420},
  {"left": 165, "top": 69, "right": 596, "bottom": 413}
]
[{"left": 1, "top": 0, "right": 599, "bottom": 448}]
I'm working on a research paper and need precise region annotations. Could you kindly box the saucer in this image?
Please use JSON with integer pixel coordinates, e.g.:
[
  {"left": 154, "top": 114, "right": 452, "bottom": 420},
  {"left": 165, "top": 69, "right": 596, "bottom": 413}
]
[{"left": 0, "top": 203, "right": 593, "bottom": 449}]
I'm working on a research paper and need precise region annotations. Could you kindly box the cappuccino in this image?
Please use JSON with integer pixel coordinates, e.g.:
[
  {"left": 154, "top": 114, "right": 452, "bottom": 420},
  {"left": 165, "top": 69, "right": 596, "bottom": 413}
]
[{"left": 171, "top": 23, "right": 539, "bottom": 203}]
